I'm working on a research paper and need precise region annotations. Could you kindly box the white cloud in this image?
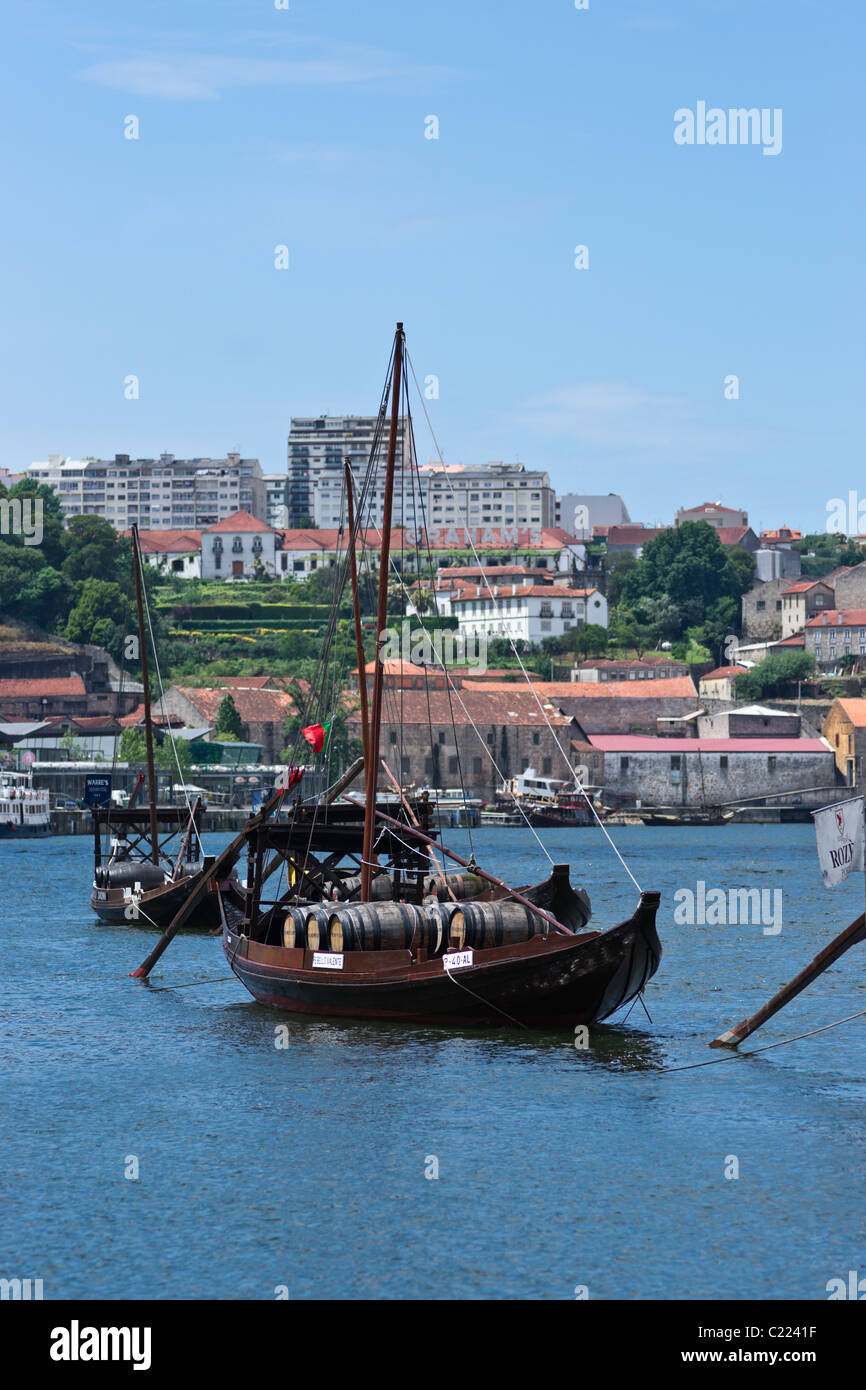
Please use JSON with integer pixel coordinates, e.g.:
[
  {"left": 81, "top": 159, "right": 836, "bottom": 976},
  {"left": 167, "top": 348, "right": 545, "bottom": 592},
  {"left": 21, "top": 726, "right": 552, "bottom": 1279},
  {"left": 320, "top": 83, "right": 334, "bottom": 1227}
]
[
  {"left": 77, "top": 44, "right": 448, "bottom": 100},
  {"left": 516, "top": 380, "right": 783, "bottom": 455}
]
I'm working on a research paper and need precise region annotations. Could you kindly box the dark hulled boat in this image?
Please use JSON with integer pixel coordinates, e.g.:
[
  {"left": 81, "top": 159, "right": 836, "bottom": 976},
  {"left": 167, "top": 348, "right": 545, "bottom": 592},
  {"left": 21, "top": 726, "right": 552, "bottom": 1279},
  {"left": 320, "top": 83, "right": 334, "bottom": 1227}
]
[{"left": 203, "top": 323, "right": 663, "bottom": 1029}]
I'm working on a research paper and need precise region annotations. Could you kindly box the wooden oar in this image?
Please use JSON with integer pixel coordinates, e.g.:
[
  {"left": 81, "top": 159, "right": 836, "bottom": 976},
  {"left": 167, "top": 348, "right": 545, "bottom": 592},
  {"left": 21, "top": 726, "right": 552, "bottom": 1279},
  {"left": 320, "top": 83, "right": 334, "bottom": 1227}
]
[
  {"left": 129, "top": 788, "right": 285, "bottom": 980},
  {"left": 344, "top": 795, "right": 575, "bottom": 936},
  {"left": 710, "top": 912, "right": 866, "bottom": 1049}
]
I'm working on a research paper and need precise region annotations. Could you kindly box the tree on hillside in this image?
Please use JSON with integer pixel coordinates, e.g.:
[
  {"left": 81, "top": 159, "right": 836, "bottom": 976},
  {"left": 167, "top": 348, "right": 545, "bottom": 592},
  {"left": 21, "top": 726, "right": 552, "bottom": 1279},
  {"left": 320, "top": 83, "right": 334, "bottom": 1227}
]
[
  {"left": 606, "top": 551, "right": 638, "bottom": 607},
  {"left": 215, "top": 693, "right": 244, "bottom": 741},
  {"left": 62, "top": 515, "right": 130, "bottom": 586},
  {"left": 734, "top": 651, "right": 816, "bottom": 700},
  {"left": 64, "top": 578, "right": 130, "bottom": 659}
]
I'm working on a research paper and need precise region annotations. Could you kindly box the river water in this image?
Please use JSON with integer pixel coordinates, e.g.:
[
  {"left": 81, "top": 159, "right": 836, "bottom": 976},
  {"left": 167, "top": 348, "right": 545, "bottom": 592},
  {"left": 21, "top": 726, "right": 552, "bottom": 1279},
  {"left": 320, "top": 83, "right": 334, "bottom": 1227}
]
[{"left": 2, "top": 824, "right": 864, "bottom": 1300}]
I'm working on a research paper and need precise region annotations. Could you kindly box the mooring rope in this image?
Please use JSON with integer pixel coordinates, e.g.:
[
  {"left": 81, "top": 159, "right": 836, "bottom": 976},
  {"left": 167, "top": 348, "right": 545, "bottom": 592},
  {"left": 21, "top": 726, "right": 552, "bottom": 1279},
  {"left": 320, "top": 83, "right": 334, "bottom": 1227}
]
[{"left": 653, "top": 1008, "right": 866, "bottom": 1074}]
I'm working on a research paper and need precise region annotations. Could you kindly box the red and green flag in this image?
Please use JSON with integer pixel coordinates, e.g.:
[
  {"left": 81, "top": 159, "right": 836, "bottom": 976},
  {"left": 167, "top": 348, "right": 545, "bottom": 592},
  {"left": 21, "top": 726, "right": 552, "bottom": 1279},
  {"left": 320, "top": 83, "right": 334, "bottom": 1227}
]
[{"left": 302, "top": 719, "right": 331, "bottom": 754}]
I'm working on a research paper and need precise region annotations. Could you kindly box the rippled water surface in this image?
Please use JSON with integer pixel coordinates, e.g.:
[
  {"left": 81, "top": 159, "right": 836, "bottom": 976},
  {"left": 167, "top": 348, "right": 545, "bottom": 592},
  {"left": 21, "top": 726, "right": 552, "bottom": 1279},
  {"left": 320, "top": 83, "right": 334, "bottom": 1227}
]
[{"left": 2, "top": 825, "right": 865, "bottom": 1299}]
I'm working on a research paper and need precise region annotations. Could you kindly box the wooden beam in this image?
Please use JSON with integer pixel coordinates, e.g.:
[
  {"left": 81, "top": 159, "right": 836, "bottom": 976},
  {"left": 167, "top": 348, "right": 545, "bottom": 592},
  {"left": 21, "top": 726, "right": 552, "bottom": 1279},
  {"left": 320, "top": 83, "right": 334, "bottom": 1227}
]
[{"left": 710, "top": 912, "right": 866, "bottom": 1049}]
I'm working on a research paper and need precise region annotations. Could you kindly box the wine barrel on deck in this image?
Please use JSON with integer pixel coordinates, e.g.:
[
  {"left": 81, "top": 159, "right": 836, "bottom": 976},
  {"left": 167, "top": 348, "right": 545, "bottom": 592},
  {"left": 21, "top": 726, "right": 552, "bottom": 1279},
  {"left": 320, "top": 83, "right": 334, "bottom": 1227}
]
[
  {"left": 328, "top": 901, "right": 457, "bottom": 954},
  {"left": 423, "top": 872, "right": 486, "bottom": 902},
  {"left": 304, "top": 905, "right": 335, "bottom": 951},
  {"left": 96, "top": 862, "right": 165, "bottom": 892},
  {"left": 449, "top": 901, "right": 548, "bottom": 950},
  {"left": 282, "top": 906, "right": 308, "bottom": 949}
]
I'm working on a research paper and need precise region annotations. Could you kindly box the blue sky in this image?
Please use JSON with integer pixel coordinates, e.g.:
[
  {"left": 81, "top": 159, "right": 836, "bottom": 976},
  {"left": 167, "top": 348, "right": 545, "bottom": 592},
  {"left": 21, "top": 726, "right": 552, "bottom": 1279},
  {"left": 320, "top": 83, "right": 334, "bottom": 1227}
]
[{"left": 2, "top": 0, "right": 863, "bottom": 531}]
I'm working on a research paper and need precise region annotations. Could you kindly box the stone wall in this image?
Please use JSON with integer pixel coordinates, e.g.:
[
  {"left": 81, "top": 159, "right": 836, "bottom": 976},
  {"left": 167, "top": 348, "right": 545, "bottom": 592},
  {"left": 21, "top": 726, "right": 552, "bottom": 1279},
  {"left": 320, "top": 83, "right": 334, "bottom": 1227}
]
[{"left": 600, "top": 747, "right": 838, "bottom": 808}]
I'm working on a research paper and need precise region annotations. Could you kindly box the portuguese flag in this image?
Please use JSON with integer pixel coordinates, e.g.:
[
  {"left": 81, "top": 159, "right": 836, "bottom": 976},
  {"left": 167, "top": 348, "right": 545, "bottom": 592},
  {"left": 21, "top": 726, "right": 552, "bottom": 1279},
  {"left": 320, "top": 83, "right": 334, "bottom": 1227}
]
[{"left": 302, "top": 719, "right": 331, "bottom": 754}]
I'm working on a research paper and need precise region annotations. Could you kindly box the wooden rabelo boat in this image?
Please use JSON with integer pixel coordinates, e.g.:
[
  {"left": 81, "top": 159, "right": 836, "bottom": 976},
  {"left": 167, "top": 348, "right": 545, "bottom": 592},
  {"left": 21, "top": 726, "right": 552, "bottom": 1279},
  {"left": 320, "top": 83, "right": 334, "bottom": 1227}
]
[
  {"left": 133, "top": 324, "right": 662, "bottom": 1026},
  {"left": 90, "top": 525, "right": 242, "bottom": 931}
]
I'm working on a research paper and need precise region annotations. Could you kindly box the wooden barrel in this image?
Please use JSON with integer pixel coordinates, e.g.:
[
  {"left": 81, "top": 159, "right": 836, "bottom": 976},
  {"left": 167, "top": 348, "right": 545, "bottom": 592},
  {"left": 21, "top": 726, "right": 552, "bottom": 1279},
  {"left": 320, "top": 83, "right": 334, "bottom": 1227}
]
[
  {"left": 304, "top": 905, "right": 335, "bottom": 952},
  {"left": 423, "top": 871, "right": 486, "bottom": 902},
  {"left": 422, "top": 901, "right": 463, "bottom": 956},
  {"left": 328, "top": 901, "right": 441, "bottom": 952},
  {"left": 333, "top": 873, "right": 393, "bottom": 902},
  {"left": 282, "top": 906, "right": 308, "bottom": 949},
  {"left": 452, "top": 901, "right": 547, "bottom": 950}
]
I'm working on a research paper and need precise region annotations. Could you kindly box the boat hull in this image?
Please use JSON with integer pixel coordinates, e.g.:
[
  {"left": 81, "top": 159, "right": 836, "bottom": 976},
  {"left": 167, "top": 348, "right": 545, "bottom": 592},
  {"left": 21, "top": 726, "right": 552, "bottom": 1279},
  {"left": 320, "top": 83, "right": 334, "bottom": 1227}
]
[
  {"left": 223, "top": 892, "right": 661, "bottom": 1027},
  {"left": 90, "top": 871, "right": 239, "bottom": 930},
  {"left": 0, "top": 822, "right": 52, "bottom": 838}
]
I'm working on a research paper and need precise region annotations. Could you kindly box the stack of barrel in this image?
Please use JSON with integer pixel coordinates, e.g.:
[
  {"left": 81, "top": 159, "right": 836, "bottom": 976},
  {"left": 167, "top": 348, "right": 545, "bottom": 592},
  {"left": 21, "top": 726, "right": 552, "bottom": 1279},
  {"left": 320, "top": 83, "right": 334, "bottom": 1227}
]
[{"left": 282, "top": 896, "right": 550, "bottom": 954}]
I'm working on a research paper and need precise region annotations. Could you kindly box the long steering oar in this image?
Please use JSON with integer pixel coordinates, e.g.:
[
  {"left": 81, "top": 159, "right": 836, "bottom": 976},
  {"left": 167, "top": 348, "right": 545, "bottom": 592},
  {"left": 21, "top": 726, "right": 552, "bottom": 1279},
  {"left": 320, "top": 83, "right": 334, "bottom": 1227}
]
[{"left": 129, "top": 788, "right": 285, "bottom": 980}]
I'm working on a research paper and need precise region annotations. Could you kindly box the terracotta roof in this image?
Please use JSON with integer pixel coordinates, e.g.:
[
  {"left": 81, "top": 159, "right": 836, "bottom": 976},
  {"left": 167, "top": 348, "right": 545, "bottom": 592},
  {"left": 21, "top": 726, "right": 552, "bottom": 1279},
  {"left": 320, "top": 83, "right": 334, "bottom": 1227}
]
[
  {"left": 0, "top": 676, "right": 87, "bottom": 697},
  {"left": 119, "top": 704, "right": 186, "bottom": 728},
  {"left": 133, "top": 529, "right": 202, "bottom": 553},
  {"left": 462, "top": 676, "right": 697, "bottom": 699},
  {"left": 700, "top": 665, "right": 749, "bottom": 681},
  {"left": 437, "top": 564, "right": 550, "bottom": 579},
  {"left": 716, "top": 526, "right": 754, "bottom": 545},
  {"left": 605, "top": 526, "right": 666, "bottom": 547},
  {"left": 578, "top": 656, "right": 685, "bottom": 669},
  {"left": 783, "top": 579, "right": 830, "bottom": 594},
  {"left": 806, "top": 610, "right": 866, "bottom": 627},
  {"left": 357, "top": 660, "right": 428, "bottom": 676},
  {"left": 450, "top": 584, "right": 597, "bottom": 602},
  {"left": 679, "top": 502, "right": 742, "bottom": 516},
  {"left": 351, "top": 687, "right": 572, "bottom": 728},
  {"left": 835, "top": 699, "right": 866, "bottom": 728},
  {"left": 773, "top": 634, "right": 805, "bottom": 647},
  {"left": 761, "top": 528, "right": 802, "bottom": 541},
  {"left": 590, "top": 735, "right": 829, "bottom": 753},
  {"left": 205, "top": 510, "right": 273, "bottom": 534},
  {"left": 173, "top": 685, "right": 296, "bottom": 724}
]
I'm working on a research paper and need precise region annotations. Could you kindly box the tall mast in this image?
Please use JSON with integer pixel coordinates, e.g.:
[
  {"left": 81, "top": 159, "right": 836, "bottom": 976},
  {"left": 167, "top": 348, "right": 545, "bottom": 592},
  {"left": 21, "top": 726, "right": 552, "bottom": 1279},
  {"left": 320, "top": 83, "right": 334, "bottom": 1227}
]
[
  {"left": 361, "top": 322, "right": 404, "bottom": 900},
  {"left": 344, "top": 458, "right": 370, "bottom": 768},
  {"left": 131, "top": 524, "right": 160, "bottom": 866}
]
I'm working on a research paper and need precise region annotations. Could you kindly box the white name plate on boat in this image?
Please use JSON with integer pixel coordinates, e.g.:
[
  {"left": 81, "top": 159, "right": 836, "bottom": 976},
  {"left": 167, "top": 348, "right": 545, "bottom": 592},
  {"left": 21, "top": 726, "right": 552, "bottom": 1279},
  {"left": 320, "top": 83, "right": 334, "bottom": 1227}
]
[
  {"left": 443, "top": 950, "right": 474, "bottom": 971},
  {"left": 312, "top": 952, "right": 344, "bottom": 970}
]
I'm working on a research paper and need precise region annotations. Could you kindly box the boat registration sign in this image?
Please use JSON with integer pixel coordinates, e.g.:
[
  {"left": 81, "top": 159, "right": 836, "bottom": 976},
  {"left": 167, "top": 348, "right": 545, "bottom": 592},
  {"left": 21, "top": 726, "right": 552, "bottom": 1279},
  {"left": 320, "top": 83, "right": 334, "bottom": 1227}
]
[
  {"left": 443, "top": 950, "right": 474, "bottom": 971},
  {"left": 312, "top": 952, "right": 344, "bottom": 970}
]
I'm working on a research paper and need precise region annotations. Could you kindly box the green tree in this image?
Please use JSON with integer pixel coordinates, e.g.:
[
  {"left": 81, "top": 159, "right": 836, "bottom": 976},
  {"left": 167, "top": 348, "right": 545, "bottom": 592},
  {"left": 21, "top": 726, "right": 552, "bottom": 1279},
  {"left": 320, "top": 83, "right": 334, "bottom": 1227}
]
[
  {"left": 574, "top": 623, "right": 609, "bottom": 660},
  {"left": 735, "top": 652, "right": 816, "bottom": 700},
  {"left": 64, "top": 578, "right": 130, "bottom": 658},
  {"left": 606, "top": 551, "right": 638, "bottom": 607},
  {"left": 62, "top": 515, "right": 130, "bottom": 586},
  {"left": 215, "top": 692, "right": 244, "bottom": 740}
]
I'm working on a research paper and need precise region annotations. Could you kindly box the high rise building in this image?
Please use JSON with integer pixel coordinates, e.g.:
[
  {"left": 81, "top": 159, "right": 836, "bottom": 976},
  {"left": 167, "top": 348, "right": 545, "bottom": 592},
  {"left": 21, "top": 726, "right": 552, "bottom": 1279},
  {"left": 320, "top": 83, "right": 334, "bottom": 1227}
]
[
  {"left": 287, "top": 415, "right": 419, "bottom": 529},
  {"left": 421, "top": 462, "right": 554, "bottom": 529},
  {"left": 25, "top": 453, "right": 265, "bottom": 528}
]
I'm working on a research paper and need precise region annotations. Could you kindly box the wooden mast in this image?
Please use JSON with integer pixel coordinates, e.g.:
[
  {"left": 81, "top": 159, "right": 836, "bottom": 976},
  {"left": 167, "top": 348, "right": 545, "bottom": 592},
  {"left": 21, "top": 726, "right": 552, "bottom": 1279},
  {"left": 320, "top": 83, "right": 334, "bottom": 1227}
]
[
  {"left": 344, "top": 458, "right": 370, "bottom": 767},
  {"left": 131, "top": 523, "right": 160, "bottom": 866},
  {"left": 361, "top": 322, "right": 403, "bottom": 900}
]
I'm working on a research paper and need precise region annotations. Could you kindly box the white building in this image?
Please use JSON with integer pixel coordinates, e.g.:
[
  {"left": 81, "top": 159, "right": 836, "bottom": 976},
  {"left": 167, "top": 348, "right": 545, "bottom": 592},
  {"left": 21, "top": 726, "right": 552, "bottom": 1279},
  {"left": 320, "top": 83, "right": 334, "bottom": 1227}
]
[
  {"left": 201, "top": 511, "right": 277, "bottom": 580},
  {"left": 263, "top": 474, "right": 289, "bottom": 530},
  {"left": 137, "top": 529, "right": 202, "bottom": 578},
  {"left": 287, "top": 415, "right": 418, "bottom": 529},
  {"left": 450, "top": 584, "right": 607, "bottom": 644},
  {"left": 421, "top": 462, "right": 554, "bottom": 529},
  {"left": 26, "top": 453, "right": 265, "bottom": 528}
]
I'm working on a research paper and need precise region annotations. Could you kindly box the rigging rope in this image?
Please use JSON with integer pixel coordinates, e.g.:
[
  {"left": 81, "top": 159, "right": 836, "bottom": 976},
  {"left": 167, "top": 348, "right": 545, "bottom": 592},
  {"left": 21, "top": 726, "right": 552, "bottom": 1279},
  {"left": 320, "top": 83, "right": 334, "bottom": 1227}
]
[{"left": 405, "top": 350, "right": 642, "bottom": 895}]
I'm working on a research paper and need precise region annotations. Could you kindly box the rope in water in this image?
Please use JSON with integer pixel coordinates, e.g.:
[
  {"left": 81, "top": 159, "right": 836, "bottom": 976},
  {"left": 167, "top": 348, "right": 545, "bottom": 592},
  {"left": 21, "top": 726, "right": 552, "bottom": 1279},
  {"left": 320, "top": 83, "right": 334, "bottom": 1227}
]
[{"left": 654, "top": 1008, "right": 866, "bottom": 1074}]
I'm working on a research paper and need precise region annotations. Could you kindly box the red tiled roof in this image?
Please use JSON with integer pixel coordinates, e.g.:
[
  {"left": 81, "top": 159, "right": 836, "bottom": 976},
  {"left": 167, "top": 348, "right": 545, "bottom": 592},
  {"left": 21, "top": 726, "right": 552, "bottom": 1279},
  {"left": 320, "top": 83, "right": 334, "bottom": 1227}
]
[
  {"left": 461, "top": 676, "right": 697, "bottom": 699},
  {"left": 806, "top": 610, "right": 866, "bottom": 627},
  {"left": 589, "top": 735, "right": 829, "bottom": 753},
  {"left": 349, "top": 687, "right": 572, "bottom": 727},
  {"left": 0, "top": 676, "right": 87, "bottom": 697},
  {"left": 450, "top": 584, "right": 597, "bottom": 602},
  {"left": 716, "top": 526, "right": 754, "bottom": 545},
  {"left": 761, "top": 528, "right": 802, "bottom": 541},
  {"left": 836, "top": 699, "right": 866, "bottom": 728},
  {"left": 773, "top": 634, "right": 805, "bottom": 647},
  {"left": 173, "top": 685, "right": 296, "bottom": 724},
  {"left": 700, "top": 665, "right": 749, "bottom": 680},
  {"left": 119, "top": 704, "right": 187, "bottom": 728},
  {"left": 133, "top": 529, "right": 201, "bottom": 553},
  {"left": 606, "top": 526, "right": 666, "bottom": 547},
  {"left": 578, "top": 656, "right": 683, "bottom": 668},
  {"left": 783, "top": 579, "right": 830, "bottom": 594},
  {"left": 205, "top": 510, "right": 273, "bottom": 533}
]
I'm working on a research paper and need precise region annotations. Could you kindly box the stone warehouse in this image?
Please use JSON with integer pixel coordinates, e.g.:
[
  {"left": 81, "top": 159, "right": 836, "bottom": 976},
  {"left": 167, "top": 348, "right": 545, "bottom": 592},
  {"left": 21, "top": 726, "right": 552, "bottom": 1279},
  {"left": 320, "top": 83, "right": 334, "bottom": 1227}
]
[
  {"left": 155, "top": 679, "right": 297, "bottom": 763},
  {"left": 588, "top": 735, "right": 837, "bottom": 809},
  {"left": 349, "top": 687, "right": 583, "bottom": 799},
  {"left": 461, "top": 677, "right": 698, "bottom": 735}
]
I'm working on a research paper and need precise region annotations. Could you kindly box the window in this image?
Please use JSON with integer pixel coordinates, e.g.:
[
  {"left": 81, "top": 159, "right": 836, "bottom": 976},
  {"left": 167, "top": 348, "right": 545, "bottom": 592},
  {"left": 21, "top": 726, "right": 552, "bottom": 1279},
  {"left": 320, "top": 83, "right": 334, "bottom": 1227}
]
[
  {"left": 756, "top": 600, "right": 766, "bottom": 611},
  {"left": 542, "top": 757, "right": 552, "bottom": 774},
  {"left": 473, "top": 758, "right": 482, "bottom": 774},
  {"left": 532, "top": 731, "right": 540, "bottom": 745},
  {"left": 719, "top": 755, "right": 728, "bottom": 771},
  {"left": 389, "top": 731, "right": 397, "bottom": 745},
  {"left": 767, "top": 755, "right": 777, "bottom": 772},
  {"left": 448, "top": 756, "right": 458, "bottom": 774},
  {"left": 620, "top": 756, "right": 629, "bottom": 772},
  {"left": 438, "top": 732, "right": 446, "bottom": 745}
]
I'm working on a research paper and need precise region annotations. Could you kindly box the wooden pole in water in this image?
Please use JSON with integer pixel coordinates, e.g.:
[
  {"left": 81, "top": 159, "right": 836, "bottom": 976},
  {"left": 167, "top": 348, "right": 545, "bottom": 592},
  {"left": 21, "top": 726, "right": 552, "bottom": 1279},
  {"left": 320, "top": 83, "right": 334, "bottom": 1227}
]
[
  {"left": 129, "top": 788, "right": 285, "bottom": 979},
  {"left": 131, "top": 524, "right": 160, "bottom": 866},
  {"left": 344, "top": 459, "right": 370, "bottom": 767},
  {"left": 710, "top": 912, "right": 866, "bottom": 1048},
  {"left": 361, "top": 323, "right": 404, "bottom": 901}
]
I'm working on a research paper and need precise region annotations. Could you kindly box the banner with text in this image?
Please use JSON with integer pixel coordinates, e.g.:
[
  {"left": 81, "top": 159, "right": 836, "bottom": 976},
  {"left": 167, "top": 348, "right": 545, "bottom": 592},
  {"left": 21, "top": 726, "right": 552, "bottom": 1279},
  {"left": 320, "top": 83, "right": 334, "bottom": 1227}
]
[{"left": 813, "top": 797, "right": 864, "bottom": 886}]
